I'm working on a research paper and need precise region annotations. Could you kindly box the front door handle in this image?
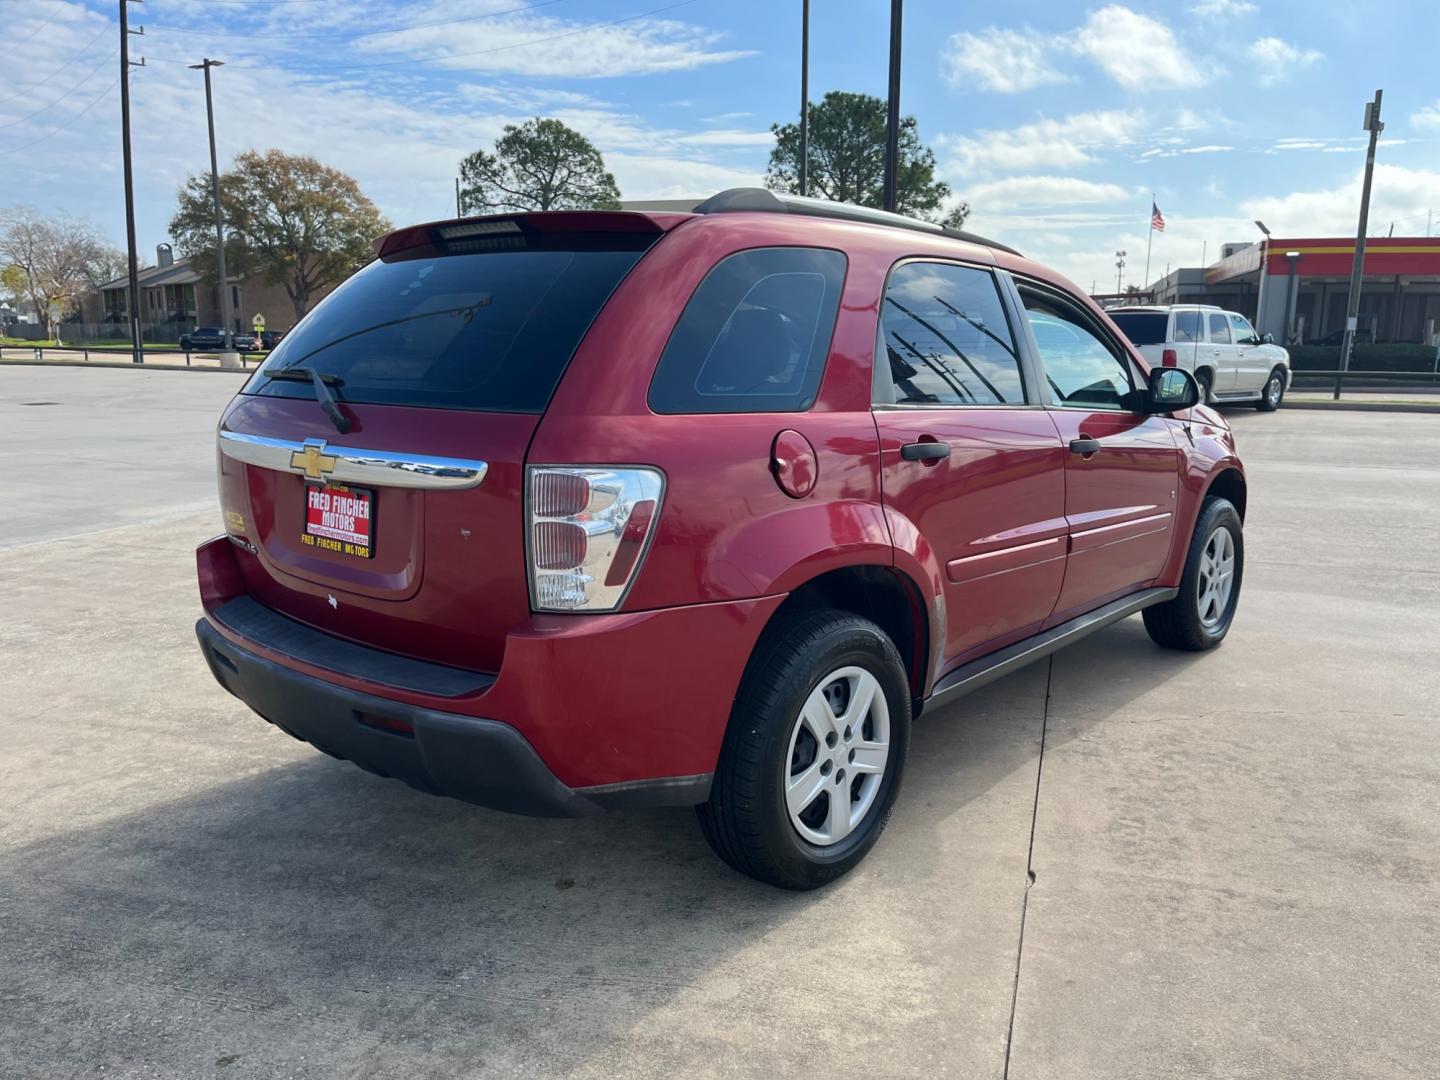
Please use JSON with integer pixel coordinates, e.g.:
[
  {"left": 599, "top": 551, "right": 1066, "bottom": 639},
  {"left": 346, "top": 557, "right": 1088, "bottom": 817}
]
[
  {"left": 900, "top": 441, "right": 951, "bottom": 461},
  {"left": 1069, "top": 437, "right": 1102, "bottom": 456}
]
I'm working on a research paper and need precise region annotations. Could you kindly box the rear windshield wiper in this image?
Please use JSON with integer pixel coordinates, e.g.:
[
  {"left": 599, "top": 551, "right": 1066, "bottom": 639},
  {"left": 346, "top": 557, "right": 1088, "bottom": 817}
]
[{"left": 263, "top": 365, "right": 351, "bottom": 434}]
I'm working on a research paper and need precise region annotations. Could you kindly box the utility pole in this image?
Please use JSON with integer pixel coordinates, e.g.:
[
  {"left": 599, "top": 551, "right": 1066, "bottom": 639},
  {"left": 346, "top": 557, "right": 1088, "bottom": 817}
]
[
  {"left": 1115, "top": 250, "right": 1127, "bottom": 294},
  {"left": 190, "top": 58, "right": 235, "bottom": 358},
  {"left": 798, "top": 0, "right": 809, "bottom": 197},
  {"left": 119, "top": 0, "right": 145, "bottom": 365},
  {"left": 455, "top": 176, "right": 463, "bottom": 217},
  {"left": 1336, "top": 89, "right": 1383, "bottom": 400},
  {"left": 882, "top": 0, "right": 902, "bottom": 212}
]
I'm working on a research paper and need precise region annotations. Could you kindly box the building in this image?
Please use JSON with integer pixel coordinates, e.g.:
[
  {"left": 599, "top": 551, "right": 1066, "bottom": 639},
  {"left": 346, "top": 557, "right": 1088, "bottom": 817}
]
[
  {"left": 81, "top": 243, "right": 330, "bottom": 341},
  {"left": 1145, "top": 236, "right": 1440, "bottom": 346}
]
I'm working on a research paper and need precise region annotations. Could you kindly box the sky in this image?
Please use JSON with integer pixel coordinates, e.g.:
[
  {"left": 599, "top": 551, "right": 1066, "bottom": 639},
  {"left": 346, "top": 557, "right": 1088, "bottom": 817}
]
[{"left": 3, "top": 0, "right": 1439, "bottom": 292}]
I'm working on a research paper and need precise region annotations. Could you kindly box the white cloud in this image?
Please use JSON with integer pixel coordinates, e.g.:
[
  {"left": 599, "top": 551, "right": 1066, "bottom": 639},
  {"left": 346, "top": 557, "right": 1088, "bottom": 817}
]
[
  {"left": 1072, "top": 6, "right": 1208, "bottom": 90},
  {"left": 1191, "top": 0, "right": 1258, "bottom": 16},
  {"left": 1247, "top": 37, "right": 1324, "bottom": 86},
  {"left": 941, "top": 28, "right": 1067, "bottom": 93},
  {"left": 675, "top": 130, "right": 776, "bottom": 147},
  {"left": 1412, "top": 100, "right": 1440, "bottom": 131},
  {"left": 940, "top": 109, "right": 1144, "bottom": 175},
  {"left": 1181, "top": 144, "right": 1233, "bottom": 154},
  {"left": 1242, "top": 164, "right": 1440, "bottom": 235},
  {"left": 353, "top": 12, "right": 755, "bottom": 78},
  {"left": 960, "top": 176, "right": 1131, "bottom": 210}
]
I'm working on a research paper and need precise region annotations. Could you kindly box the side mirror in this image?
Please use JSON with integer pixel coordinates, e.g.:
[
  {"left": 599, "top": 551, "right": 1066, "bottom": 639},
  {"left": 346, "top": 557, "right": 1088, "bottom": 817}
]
[
  {"left": 1261, "top": 332, "right": 1274, "bottom": 345},
  {"left": 1139, "top": 367, "right": 1199, "bottom": 413}
]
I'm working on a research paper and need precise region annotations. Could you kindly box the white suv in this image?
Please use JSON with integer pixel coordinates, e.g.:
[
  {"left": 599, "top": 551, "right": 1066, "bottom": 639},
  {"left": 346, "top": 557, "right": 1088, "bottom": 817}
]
[{"left": 1109, "top": 304, "right": 1291, "bottom": 411}]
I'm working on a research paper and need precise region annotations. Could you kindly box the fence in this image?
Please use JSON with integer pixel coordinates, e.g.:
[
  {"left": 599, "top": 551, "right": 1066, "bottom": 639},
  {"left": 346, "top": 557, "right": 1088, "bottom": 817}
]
[{"left": 0, "top": 343, "right": 262, "bottom": 368}]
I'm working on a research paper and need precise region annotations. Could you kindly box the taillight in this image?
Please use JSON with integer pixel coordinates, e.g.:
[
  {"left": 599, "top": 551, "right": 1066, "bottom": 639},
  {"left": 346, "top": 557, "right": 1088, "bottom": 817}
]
[
  {"left": 1162, "top": 348, "right": 1178, "bottom": 367},
  {"left": 527, "top": 467, "right": 665, "bottom": 612}
]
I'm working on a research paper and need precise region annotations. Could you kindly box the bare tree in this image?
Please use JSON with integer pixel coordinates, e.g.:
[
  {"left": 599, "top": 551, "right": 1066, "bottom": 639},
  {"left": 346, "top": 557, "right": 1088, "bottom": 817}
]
[{"left": 0, "top": 207, "right": 124, "bottom": 337}]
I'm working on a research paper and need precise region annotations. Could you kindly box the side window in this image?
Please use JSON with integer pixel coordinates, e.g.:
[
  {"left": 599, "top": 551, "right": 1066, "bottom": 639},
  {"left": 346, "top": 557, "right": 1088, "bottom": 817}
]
[
  {"left": 1173, "top": 310, "right": 1203, "bottom": 343},
  {"left": 1208, "top": 313, "right": 1231, "bottom": 343},
  {"left": 1020, "top": 288, "right": 1134, "bottom": 410},
  {"left": 1229, "top": 314, "right": 1254, "bottom": 342},
  {"left": 648, "top": 247, "right": 847, "bottom": 414},
  {"left": 875, "top": 261, "right": 1025, "bottom": 405}
]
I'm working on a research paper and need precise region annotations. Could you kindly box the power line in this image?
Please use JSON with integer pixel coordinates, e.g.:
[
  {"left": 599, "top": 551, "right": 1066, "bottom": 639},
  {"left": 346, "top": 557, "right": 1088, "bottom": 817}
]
[
  {"left": 0, "top": 0, "right": 68, "bottom": 61},
  {"left": 0, "top": 73, "right": 124, "bottom": 157},
  {"left": 148, "top": 0, "right": 574, "bottom": 42},
  {"left": 0, "top": 48, "right": 120, "bottom": 132},
  {"left": 0, "top": 22, "right": 114, "bottom": 106},
  {"left": 143, "top": 0, "right": 701, "bottom": 72}
]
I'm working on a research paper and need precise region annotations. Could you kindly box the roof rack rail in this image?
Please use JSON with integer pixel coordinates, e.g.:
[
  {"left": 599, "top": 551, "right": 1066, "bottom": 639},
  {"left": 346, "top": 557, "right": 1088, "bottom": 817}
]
[{"left": 692, "top": 187, "right": 1020, "bottom": 256}]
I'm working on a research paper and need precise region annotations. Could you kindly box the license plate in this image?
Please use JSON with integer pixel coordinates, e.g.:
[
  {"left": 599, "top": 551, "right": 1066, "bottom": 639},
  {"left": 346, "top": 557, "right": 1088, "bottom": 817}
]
[{"left": 301, "top": 483, "right": 375, "bottom": 559}]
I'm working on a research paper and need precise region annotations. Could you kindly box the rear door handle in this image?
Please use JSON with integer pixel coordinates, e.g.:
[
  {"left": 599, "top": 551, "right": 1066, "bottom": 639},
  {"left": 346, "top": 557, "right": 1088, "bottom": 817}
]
[
  {"left": 1069, "top": 437, "right": 1102, "bottom": 456},
  {"left": 900, "top": 441, "right": 951, "bottom": 461}
]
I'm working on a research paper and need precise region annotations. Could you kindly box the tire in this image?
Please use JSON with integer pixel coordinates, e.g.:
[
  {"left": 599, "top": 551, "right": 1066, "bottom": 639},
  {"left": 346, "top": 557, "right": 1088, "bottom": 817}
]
[
  {"left": 1195, "top": 369, "right": 1214, "bottom": 404},
  {"left": 1256, "top": 368, "right": 1285, "bottom": 411},
  {"left": 697, "top": 607, "right": 911, "bottom": 890},
  {"left": 179, "top": 337, "right": 192, "bottom": 351},
  {"left": 1143, "top": 497, "right": 1244, "bottom": 651}
]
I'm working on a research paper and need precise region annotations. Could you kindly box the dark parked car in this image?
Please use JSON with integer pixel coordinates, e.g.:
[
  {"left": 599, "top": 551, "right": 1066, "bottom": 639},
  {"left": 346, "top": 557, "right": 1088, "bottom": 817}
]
[
  {"left": 197, "top": 189, "right": 1246, "bottom": 888},
  {"left": 180, "top": 327, "right": 256, "bottom": 352}
]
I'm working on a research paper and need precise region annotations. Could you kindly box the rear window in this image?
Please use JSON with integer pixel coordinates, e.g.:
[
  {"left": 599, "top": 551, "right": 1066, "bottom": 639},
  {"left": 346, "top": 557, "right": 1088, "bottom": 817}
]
[
  {"left": 1108, "top": 311, "right": 1167, "bottom": 346},
  {"left": 648, "top": 247, "right": 847, "bottom": 414},
  {"left": 246, "top": 245, "right": 646, "bottom": 413}
]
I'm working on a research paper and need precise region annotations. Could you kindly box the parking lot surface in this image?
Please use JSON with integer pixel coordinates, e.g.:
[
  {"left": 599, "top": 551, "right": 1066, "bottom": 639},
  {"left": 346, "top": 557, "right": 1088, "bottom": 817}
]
[{"left": 2, "top": 367, "right": 1437, "bottom": 1078}]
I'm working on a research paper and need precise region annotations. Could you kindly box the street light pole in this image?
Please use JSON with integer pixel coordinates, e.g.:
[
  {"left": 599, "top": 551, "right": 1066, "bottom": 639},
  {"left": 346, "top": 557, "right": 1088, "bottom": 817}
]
[
  {"left": 1336, "top": 89, "right": 1384, "bottom": 400},
  {"left": 1253, "top": 220, "right": 1271, "bottom": 336},
  {"left": 119, "top": 0, "right": 145, "bottom": 364},
  {"left": 798, "top": 0, "right": 809, "bottom": 197},
  {"left": 882, "top": 0, "right": 902, "bottom": 213},
  {"left": 190, "top": 58, "right": 235, "bottom": 356},
  {"left": 1115, "top": 250, "right": 1127, "bottom": 294}
]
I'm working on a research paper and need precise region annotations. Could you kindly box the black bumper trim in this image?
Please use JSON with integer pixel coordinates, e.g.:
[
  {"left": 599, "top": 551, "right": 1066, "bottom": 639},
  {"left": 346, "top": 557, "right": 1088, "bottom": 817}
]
[
  {"left": 197, "top": 618, "right": 711, "bottom": 817},
  {"left": 210, "top": 597, "right": 495, "bottom": 698}
]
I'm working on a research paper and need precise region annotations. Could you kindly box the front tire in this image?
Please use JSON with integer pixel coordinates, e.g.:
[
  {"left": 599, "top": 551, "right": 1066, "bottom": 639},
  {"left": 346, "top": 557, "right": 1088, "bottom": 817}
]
[
  {"left": 698, "top": 607, "right": 911, "bottom": 890},
  {"left": 1143, "top": 497, "right": 1244, "bottom": 651},
  {"left": 1256, "top": 368, "right": 1285, "bottom": 411}
]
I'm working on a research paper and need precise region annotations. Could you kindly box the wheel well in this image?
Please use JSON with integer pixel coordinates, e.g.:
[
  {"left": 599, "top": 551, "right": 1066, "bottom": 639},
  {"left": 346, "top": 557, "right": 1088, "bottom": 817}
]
[
  {"left": 773, "top": 566, "right": 929, "bottom": 712},
  {"left": 1194, "top": 365, "right": 1215, "bottom": 384},
  {"left": 1205, "top": 467, "right": 1247, "bottom": 521}
]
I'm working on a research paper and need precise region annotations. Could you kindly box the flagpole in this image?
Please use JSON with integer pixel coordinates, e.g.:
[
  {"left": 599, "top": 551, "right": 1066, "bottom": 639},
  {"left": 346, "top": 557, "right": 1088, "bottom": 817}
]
[{"left": 1144, "top": 192, "right": 1155, "bottom": 291}]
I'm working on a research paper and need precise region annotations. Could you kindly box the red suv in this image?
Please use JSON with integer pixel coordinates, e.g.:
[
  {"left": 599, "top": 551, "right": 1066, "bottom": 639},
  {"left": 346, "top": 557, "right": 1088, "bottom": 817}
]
[{"left": 196, "top": 189, "right": 1245, "bottom": 888}]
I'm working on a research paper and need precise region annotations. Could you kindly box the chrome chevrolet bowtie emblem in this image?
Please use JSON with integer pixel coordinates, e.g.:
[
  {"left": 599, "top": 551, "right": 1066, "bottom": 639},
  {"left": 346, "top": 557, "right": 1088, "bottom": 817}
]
[{"left": 290, "top": 438, "right": 337, "bottom": 480}]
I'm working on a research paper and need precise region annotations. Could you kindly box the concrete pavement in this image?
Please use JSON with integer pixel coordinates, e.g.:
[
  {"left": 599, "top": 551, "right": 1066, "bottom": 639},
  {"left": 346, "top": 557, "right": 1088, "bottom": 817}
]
[{"left": 1, "top": 367, "right": 1437, "bottom": 1077}]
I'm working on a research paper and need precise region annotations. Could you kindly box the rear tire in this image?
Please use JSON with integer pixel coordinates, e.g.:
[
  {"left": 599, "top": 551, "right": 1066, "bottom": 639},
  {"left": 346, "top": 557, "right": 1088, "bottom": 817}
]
[
  {"left": 1256, "top": 368, "right": 1285, "bottom": 411},
  {"left": 698, "top": 607, "right": 911, "bottom": 890},
  {"left": 1144, "top": 497, "right": 1243, "bottom": 651},
  {"left": 1195, "top": 369, "right": 1214, "bottom": 404}
]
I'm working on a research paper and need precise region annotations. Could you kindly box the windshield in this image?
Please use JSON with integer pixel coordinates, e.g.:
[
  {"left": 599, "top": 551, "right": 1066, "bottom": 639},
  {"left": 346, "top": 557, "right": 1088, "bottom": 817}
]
[
  {"left": 1109, "top": 311, "right": 1168, "bottom": 346},
  {"left": 246, "top": 246, "right": 645, "bottom": 413}
]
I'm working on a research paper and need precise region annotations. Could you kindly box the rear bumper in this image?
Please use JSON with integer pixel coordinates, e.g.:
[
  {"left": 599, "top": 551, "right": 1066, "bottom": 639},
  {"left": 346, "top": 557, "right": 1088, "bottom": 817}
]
[{"left": 196, "top": 617, "right": 709, "bottom": 817}]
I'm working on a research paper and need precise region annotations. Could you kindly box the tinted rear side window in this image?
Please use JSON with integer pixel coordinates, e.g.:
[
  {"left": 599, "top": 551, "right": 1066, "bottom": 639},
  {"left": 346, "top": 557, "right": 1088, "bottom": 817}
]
[
  {"left": 1173, "top": 310, "right": 1203, "bottom": 343},
  {"left": 648, "top": 247, "right": 847, "bottom": 414},
  {"left": 247, "top": 246, "right": 645, "bottom": 413},
  {"left": 1109, "top": 311, "right": 1168, "bottom": 346}
]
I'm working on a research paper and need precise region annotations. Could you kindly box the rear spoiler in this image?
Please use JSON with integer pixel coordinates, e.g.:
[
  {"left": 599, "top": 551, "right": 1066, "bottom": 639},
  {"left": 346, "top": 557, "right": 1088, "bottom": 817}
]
[{"left": 373, "top": 210, "right": 692, "bottom": 260}]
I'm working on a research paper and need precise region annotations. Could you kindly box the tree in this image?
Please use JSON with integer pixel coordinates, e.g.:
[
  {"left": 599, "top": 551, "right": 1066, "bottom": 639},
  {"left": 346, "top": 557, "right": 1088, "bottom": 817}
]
[
  {"left": 0, "top": 206, "right": 124, "bottom": 337},
  {"left": 459, "top": 118, "right": 621, "bottom": 214},
  {"left": 170, "top": 149, "right": 390, "bottom": 322},
  {"left": 766, "top": 91, "right": 968, "bottom": 227}
]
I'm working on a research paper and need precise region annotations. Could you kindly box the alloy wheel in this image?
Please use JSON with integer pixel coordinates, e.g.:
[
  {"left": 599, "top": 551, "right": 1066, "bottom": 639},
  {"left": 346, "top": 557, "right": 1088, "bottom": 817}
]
[
  {"left": 784, "top": 666, "right": 890, "bottom": 846},
  {"left": 1196, "top": 526, "right": 1237, "bottom": 628}
]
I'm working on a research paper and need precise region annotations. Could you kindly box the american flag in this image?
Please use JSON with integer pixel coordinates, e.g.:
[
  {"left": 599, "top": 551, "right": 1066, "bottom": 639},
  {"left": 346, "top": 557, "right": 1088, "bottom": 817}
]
[{"left": 1151, "top": 202, "right": 1166, "bottom": 233}]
